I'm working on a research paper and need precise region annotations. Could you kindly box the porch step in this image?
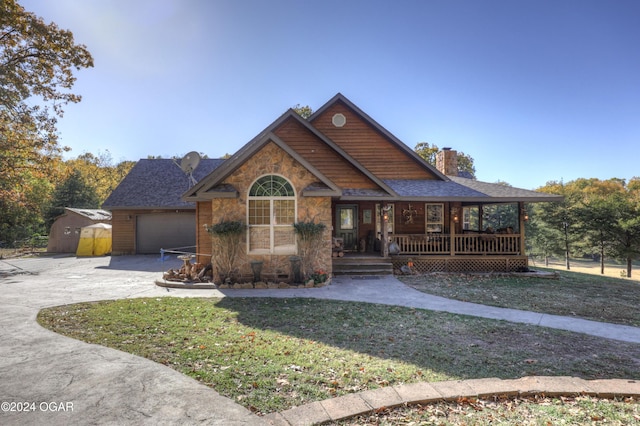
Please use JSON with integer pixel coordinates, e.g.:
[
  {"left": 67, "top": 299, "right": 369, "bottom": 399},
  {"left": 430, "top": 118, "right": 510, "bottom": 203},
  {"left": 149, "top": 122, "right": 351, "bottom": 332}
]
[{"left": 332, "top": 256, "right": 394, "bottom": 276}]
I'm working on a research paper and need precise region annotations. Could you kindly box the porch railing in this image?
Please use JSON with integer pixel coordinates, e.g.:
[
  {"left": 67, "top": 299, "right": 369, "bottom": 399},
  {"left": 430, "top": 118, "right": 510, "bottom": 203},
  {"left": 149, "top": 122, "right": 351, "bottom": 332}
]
[{"left": 392, "top": 234, "right": 521, "bottom": 255}]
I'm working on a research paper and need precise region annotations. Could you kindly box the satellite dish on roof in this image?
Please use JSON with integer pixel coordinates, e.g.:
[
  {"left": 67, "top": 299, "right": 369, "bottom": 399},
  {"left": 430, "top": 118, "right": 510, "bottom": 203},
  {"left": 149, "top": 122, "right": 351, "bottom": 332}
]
[
  {"left": 180, "top": 151, "right": 201, "bottom": 174},
  {"left": 179, "top": 151, "right": 201, "bottom": 187}
]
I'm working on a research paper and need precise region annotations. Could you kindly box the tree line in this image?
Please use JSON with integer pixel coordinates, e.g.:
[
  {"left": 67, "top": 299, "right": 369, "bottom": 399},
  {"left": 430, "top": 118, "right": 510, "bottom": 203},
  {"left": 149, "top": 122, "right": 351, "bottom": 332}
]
[
  {"left": 528, "top": 178, "right": 640, "bottom": 277},
  {"left": 0, "top": 150, "right": 135, "bottom": 246}
]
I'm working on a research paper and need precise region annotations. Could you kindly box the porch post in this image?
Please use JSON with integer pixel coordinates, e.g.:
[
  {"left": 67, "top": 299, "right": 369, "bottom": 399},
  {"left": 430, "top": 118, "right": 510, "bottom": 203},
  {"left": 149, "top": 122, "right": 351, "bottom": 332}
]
[
  {"left": 519, "top": 201, "right": 526, "bottom": 255},
  {"left": 382, "top": 203, "right": 389, "bottom": 258},
  {"left": 449, "top": 204, "right": 456, "bottom": 256}
]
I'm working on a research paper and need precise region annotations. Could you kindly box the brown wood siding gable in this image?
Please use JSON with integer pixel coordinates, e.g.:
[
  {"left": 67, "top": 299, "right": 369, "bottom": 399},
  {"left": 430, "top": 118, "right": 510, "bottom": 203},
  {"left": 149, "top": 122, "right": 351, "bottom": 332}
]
[
  {"left": 274, "top": 118, "right": 380, "bottom": 190},
  {"left": 311, "top": 102, "right": 438, "bottom": 180}
]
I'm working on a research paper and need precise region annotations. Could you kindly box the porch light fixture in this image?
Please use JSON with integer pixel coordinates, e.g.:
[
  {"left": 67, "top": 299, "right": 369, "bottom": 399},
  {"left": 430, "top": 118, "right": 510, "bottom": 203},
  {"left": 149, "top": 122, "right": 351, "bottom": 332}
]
[
  {"left": 451, "top": 207, "right": 459, "bottom": 223},
  {"left": 382, "top": 205, "right": 391, "bottom": 222},
  {"left": 521, "top": 208, "right": 529, "bottom": 221}
]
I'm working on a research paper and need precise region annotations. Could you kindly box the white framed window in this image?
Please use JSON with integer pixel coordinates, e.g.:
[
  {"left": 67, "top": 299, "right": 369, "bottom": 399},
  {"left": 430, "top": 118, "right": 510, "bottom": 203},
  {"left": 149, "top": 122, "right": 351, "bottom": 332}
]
[
  {"left": 375, "top": 203, "right": 394, "bottom": 236},
  {"left": 425, "top": 203, "right": 444, "bottom": 233},
  {"left": 463, "top": 206, "right": 479, "bottom": 231},
  {"left": 247, "top": 175, "right": 296, "bottom": 254}
]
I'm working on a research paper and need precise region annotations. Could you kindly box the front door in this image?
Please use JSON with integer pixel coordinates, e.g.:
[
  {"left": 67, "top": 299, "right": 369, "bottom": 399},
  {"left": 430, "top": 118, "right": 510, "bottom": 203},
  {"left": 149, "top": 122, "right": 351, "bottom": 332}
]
[{"left": 336, "top": 205, "right": 358, "bottom": 251}]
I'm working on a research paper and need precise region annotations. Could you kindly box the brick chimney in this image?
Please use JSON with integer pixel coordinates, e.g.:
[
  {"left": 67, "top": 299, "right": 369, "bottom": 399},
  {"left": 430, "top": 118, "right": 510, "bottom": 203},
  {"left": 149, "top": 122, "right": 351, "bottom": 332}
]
[{"left": 436, "top": 147, "right": 458, "bottom": 176}]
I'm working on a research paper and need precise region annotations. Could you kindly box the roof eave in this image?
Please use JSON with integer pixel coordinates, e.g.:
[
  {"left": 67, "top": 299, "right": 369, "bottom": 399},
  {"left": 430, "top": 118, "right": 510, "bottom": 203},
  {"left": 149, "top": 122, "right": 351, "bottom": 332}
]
[
  {"left": 302, "top": 189, "right": 342, "bottom": 197},
  {"left": 181, "top": 113, "right": 296, "bottom": 200},
  {"left": 390, "top": 196, "right": 564, "bottom": 203},
  {"left": 103, "top": 205, "right": 196, "bottom": 210},
  {"left": 184, "top": 191, "right": 239, "bottom": 201},
  {"left": 183, "top": 119, "right": 345, "bottom": 201},
  {"left": 338, "top": 195, "right": 397, "bottom": 201}
]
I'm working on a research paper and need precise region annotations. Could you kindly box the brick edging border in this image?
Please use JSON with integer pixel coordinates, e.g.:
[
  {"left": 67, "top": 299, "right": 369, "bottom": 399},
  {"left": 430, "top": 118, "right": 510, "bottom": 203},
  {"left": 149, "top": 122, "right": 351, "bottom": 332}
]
[{"left": 263, "top": 376, "right": 639, "bottom": 425}]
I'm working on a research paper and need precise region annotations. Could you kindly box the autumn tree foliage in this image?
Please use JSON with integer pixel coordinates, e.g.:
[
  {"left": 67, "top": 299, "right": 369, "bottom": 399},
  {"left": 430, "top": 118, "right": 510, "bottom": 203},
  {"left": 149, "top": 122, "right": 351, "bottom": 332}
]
[
  {"left": 0, "top": 0, "right": 93, "bottom": 244},
  {"left": 532, "top": 178, "right": 640, "bottom": 277},
  {"left": 292, "top": 104, "right": 313, "bottom": 119},
  {"left": 65, "top": 151, "right": 136, "bottom": 203},
  {"left": 42, "top": 151, "right": 135, "bottom": 232}
]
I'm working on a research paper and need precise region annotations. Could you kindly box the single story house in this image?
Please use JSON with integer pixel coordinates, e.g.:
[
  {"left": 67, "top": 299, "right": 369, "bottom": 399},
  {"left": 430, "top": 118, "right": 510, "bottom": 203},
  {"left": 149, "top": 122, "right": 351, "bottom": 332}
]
[
  {"left": 183, "top": 93, "right": 562, "bottom": 279},
  {"left": 47, "top": 208, "right": 112, "bottom": 253},
  {"left": 102, "top": 158, "right": 223, "bottom": 254}
]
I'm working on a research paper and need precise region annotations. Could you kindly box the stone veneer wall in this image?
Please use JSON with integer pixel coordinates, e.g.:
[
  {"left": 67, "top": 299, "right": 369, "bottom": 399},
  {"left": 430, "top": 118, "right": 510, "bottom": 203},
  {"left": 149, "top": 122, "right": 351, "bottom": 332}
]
[
  {"left": 206, "top": 142, "right": 333, "bottom": 281},
  {"left": 436, "top": 148, "right": 458, "bottom": 176}
]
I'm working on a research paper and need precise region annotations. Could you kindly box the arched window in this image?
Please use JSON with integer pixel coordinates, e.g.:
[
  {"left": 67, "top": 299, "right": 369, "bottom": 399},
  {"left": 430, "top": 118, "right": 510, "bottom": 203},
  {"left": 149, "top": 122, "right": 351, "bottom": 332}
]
[{"left": 248, "top": 175, "right": 296, "bottom": 254}]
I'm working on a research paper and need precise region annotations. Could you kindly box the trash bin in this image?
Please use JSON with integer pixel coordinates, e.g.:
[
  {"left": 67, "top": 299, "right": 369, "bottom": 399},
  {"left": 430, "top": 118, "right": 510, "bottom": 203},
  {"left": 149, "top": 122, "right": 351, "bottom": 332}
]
[
  {"left": 289, "top": 256, "right": 302, "bottom": 283},
  {"left": 250, "top": 260, "right": 263, "bottom": 282}
]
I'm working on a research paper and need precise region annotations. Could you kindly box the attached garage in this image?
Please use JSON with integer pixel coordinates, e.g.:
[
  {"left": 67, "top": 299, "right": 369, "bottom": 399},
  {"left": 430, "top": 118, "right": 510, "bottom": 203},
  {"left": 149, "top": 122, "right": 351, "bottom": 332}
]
[
  {"left": 135, "top": 213, "right": 195, "bottom": 254},
  {"left": 102, "top": 158, "right": 225, "bottom": 256}
]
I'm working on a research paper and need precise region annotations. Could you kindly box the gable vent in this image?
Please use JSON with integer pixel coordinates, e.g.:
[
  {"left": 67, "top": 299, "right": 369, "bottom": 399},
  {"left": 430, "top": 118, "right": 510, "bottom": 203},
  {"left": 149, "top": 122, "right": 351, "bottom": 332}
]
[{"left": 332, "top": 113, "right": 346, "bottom": 127}]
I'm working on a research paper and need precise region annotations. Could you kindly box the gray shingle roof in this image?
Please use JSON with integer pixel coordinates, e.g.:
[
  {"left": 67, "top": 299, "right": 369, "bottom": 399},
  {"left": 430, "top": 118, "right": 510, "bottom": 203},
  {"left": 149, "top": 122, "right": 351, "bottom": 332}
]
[
  {"left": 103, "top": 158, "right": 224, "bottom": 209},
  {"left": 383, "top": 177, "right": 562, "bottom": 202}
]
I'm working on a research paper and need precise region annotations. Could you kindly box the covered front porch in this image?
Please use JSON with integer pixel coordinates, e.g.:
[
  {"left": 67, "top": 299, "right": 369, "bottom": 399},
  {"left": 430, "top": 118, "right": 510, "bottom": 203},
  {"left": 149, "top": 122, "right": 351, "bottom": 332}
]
[{"left": 331, "top": 199, "right": 530, "bottom": 273}]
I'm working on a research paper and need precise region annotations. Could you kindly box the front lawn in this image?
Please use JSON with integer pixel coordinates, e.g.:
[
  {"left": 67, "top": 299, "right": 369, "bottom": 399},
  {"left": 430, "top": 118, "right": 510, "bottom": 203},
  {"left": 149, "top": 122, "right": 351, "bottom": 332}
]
[{"left": 38, "top": 296, "right": 640, "bottom": 415}]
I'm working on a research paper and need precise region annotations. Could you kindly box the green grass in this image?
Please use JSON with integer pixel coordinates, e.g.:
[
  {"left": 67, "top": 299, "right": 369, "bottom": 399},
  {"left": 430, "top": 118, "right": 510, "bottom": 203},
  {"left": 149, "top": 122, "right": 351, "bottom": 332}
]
[
  {"left": 399, "top": 269, "right": 640, "bottom": 326},
  {"left": 38, "top": 296, "right": 640, "bottom": 416}
]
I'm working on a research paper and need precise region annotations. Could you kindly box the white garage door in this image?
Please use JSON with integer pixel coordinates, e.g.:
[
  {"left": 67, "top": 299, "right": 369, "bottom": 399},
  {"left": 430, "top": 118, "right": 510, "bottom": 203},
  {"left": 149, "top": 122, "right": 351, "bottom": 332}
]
[{"left": 136, "top": 213, "right": 196, "bottom": 254}]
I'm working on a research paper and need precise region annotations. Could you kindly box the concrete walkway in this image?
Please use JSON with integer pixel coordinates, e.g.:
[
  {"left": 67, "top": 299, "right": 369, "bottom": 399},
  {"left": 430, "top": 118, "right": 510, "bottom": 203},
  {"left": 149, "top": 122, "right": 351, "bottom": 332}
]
[
  {"left": 217, "top": 274, "right": 640, "bottom": 344},
  {"left": 0, "top": 255, "right": 638, "bottom": 425}
]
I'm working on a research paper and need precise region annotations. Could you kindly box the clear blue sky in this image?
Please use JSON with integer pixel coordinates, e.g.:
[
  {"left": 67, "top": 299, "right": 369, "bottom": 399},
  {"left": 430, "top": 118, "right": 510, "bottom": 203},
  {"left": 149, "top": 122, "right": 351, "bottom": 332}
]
[{"left": 21, "top": 0, "right": 640, "bottom": 190}]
